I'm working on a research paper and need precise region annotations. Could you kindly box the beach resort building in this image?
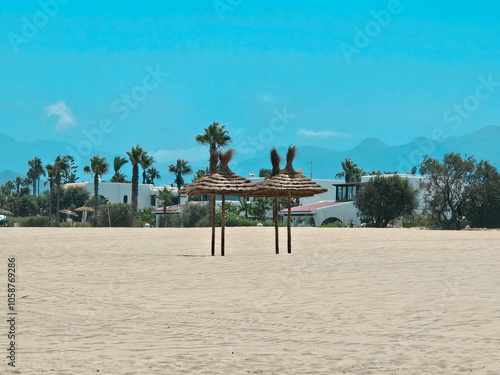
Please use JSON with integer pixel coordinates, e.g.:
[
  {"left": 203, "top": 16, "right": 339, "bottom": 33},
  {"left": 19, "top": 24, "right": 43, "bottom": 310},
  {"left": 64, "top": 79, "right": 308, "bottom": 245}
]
[{"left": 63, "top": 181, "right": 182, "bottom": 209}]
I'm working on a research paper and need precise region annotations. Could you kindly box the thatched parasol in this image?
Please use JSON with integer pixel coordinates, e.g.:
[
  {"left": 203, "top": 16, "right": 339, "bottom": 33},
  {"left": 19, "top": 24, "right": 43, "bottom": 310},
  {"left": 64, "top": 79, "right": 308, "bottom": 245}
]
[
  {"left": 180, "top": 149, "right": 255, "bottom": 256},
  {"left": 59, "top": 209, "right": 78, "bottom": 217},
  {"left": 74, "top": 205, "right": 95, "bottom": 223},
  {"left": 248, "top": 146, "right": 327, "bottom": 254},
  {"left": 0, "top": 208, "right": 14, "bottom": 216}
]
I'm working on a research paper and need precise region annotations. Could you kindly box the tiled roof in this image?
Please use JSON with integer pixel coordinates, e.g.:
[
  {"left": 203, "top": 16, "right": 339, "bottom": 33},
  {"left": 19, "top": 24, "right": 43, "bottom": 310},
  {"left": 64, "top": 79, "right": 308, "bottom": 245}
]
[{"left": 63, "top": 182, "right": 89, "bottom": 189}]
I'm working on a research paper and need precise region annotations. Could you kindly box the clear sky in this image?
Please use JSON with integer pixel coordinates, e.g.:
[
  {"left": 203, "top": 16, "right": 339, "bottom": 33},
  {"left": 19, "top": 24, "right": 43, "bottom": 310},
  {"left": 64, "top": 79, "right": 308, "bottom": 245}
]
[{"left": 1, "top": 0, "right": 500, "bottom": 168}]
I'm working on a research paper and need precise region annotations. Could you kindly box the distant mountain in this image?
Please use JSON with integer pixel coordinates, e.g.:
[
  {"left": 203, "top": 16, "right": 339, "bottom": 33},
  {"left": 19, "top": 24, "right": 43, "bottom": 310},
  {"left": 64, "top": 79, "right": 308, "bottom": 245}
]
[
  {"left": 0, "top": 170, "right": 24, "bottom": 185},
  {"left": 228, "top": 126, "right": 500, "bottom": 179},
  {"left": 1, "top": 126, "right": 500, "bottom": 184}
]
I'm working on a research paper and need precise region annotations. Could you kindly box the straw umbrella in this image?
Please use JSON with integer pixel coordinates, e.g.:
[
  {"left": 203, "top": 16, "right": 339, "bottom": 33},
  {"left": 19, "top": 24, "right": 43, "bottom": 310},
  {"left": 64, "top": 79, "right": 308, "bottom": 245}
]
[
  {"left": 0, "top": 208, "right": 14, "bottom": 216},
  {"left": 180, "top": 149, "right": 255, "bottom": 256},
  {"left": 249, "top": 146, "right": 327, "bottom": 254},
  {"left": 74, "top": 205, "right": 95, "bottom": 223}
]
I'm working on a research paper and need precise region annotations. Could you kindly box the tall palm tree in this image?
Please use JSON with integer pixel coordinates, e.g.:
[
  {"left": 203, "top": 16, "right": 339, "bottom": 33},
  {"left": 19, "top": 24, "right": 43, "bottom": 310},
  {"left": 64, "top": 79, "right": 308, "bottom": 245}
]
[
  {"left": 195, "top": 121, "right": 232, "bottom": 155},
  {"left": 169, "top": 159, "right": 192, "bottom": 203},
  {"left": 157, "top": 187, "right": 174, "bottom": 227},
  {"left": 45, "top": 164, "right": 55, "bottom": 220},
  {"left": 141, "top": 154, "right": 155, "bottom": 184},
  {"left": 52, "top": 155, "right": 69, "bottom": 223},
  {"left": 84, "top": 155, "right": 110, "bottom": 227},
  {"left": 110, "top": 156, "right": 129, "bottom": 182},
  {"left": 27, "top": 157, "right": 45, "bottom": 196},
  {"left": 196, "top": 121, "right": 231, "bottom": 225},
  {"left": 127, "top": 144, "right": 146, "bottom": 227},
  {"left": 146, "top": 166, "right": 161, "bottom": 184},
  {"left": 14, "top": 177, "right": 23, "bottom": 193}
]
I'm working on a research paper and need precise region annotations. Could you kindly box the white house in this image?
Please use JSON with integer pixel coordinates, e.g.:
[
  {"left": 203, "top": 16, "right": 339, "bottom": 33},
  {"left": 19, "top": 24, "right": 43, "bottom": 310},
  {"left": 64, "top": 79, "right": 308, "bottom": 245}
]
[{"left": 63, "top": 182, "right": 182, "bottom": 209}]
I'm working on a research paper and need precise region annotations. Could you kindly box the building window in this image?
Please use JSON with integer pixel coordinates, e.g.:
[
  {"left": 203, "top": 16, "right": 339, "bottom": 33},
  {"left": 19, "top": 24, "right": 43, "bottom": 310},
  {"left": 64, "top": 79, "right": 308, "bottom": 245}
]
[
  {"left": 123, "top": 195, "right": 128, "bottom": 203},
  {"left": 151, "top": 195, "right": 156, "bottom": 206}
]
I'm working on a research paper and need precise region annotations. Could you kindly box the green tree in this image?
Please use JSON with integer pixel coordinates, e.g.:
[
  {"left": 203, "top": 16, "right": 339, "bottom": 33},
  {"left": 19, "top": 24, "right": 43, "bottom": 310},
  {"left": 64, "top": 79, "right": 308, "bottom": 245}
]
[
  {"left": 251, "top": 197, "right": 273, "bottom": 221},
  {"left": 336, "top": 158, "right": 365, "bottom": 182},
  {"left": 4, "top": 193, "right": 38, "bottom": 217},
  {"left": 462, "top": 160, "right": 500, "bottom": 228},
  {"left": 141, "top": 154, "right": 155, "bottom": 184},
  {"left": 48, "top": 155, "right": 69, "bottom": 223},
  {"left": 127, "top": 145, "right": 146, "bottom": 227},
  {"left": 169, "top": 159, "right": 192, "bottom": 202},
  {"left": 195, "top": 122, "right": 231, "bottom": 225},
  {"left": 14, "top": 177, "right": 23, "bottom": 193},
  {"left": 63, "top": 155, "right": 79, "bottom": 184},
  {"left": 146, "top": 166, "right": 161, "bottom": 184},
  {"left": 157, "top": 187, "right": 174, "bottom": 227},
  {"left": 238, "top": 198, "right": 253, "bottom": 219},
  {"left": 27, "top": 157, "right": 45, "bottom": 196},
  {"left": 44, "top": 164, "right": 55, "bottom": 219},
  {"left": 193, "top": 169, "right": 207, "bottom": 182},
  {"left": 84, "top": 155, "right": 110, "bottom": 227},
  {"left": 259, "top": 168, "right": 272, "bottom": 179},
  {"left": 110, "top": 156, "right": 129, "bottom": 183},
  {"left": 354, "top": 175, "right": 418, "bottom": 227},
  {"left": 419, "top": 153, "right": 478, "bottom": 229},
  {"left": 195, "top": 121, "right": 232, "bottom": 155}
]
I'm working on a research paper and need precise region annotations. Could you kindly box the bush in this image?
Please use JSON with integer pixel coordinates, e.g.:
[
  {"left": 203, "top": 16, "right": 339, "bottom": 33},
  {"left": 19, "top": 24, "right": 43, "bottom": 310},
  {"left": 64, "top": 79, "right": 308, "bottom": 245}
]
[
  {"left": 98, "top": 203, "right": 132, "bottom": 227},
  {"left": 402, "top": 212, "right": 431, "bottom": 228},
  {"left": 8, "top": 216, "right": 51, "bottom": 227},
  {"left": 321, "top": 220, "right": 347, "bottom": 228},
  {"left": 182, "top": 204, "right": 210, "bottom": 227}
]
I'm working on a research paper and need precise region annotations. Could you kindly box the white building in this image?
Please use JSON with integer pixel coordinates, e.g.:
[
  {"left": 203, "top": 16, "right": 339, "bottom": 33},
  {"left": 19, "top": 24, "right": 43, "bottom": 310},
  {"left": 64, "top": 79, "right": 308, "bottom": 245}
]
[{"left": 63, "top": 182, "right": 182, "bottom": 209}]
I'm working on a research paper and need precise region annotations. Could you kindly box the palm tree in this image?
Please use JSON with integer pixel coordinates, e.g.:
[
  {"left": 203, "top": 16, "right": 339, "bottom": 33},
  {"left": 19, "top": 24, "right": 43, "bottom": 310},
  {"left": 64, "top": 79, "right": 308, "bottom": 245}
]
[
  {"left": 195, "top": 121, "right": 232, "bottom": 155},
  {"left": 196, "top": 121, "right": 231, "bottom": 225},
  {"left": 336, "top": 158, "right": 365, "bottom": 182},
  {"left": 27, "top": 157, "right": 45, "bottom": 196},
  {"left": 2, "top": 180, "right": 15, "bottom": 195},
  {"left": 192, "top": 169, "right": 206, "bottom": 182},
  {"left": 146, "top": 167, "right": 161, "bottom": 184},
  {"left": 46, "top": 156, "right": 69, "bottom": 223},
  {"left": 169, "top": 159, "right": 192, "bottom": 203},
  {"left": 45, "top": 164, "right": 55, "bottom": 220},
  {"left": 141, "top": 154, "right": 155, "bottom": 184},
  {"left": 84, "top": 155, "right": 110, "bottom": 227},
  {"left": 238, "top": 198, "right": 253, "bottom": 220},
  {"left": 110, "top": 156, "right": 129, "bottom": 183},
  {"left": 14, "top": 177, "right": 23, "bottom": 193},
  {"left": 127, "top": 145, "right": 146, "bottom": 227},
  {"left": 157, "top": 187, "right": 174, "bottom": 227}
]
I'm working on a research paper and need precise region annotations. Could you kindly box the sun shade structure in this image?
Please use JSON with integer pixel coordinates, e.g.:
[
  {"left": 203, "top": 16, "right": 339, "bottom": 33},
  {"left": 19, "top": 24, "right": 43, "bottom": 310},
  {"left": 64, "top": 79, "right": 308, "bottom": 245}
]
[
  {"left": 0, "top": 208, "right": 14, "bottom": 216},
  {"left": 74, "top": 205, "right": 95, "bottom": 223},
  {"left": 59, "top": 209, "right": 78, "bottom": 217},
  {"left": 180, "top": 149, "right": 255, "bottom": 256},
  {"left": 248, "top": 146, "right": 327, "bottom": 254}
]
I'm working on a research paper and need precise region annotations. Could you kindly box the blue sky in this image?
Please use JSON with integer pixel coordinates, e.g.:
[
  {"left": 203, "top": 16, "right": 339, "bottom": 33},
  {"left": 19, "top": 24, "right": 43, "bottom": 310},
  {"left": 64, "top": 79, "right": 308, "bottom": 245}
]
[{"left": 1, "top": 0, "right": 500, "bottom": 172}]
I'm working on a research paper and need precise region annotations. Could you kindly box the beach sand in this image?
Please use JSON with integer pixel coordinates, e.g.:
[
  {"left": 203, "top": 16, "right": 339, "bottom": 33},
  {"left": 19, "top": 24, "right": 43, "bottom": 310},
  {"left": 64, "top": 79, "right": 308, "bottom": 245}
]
[{"left": 1, "top": 227, "right": 499, "bottom": 374}]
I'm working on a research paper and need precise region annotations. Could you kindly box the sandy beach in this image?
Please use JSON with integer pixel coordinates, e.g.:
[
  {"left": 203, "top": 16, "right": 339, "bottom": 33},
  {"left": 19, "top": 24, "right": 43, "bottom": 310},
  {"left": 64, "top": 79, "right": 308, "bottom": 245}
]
[{"left": 1, "top": 227, "right": 499, "bottom": 374}]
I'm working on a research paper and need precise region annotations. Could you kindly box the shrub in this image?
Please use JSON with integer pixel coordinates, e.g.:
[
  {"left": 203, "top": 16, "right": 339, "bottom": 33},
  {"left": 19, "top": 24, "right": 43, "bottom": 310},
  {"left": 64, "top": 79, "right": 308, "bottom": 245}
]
[
  {"left": 402, "top": 212, "right": 431, "bottom": 228},
  {"left": 321, "top": 220, "right": 347, "bottom": 228},
  {"left": 98, "top": 203, "right": 132, "bottom": 227}
]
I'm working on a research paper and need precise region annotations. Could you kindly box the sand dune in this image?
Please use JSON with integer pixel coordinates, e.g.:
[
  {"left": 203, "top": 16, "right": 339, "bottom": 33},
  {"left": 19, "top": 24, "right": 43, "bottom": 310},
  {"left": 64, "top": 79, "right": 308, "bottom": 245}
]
[{"left": 1, "top": 227, "right": 499, "bottom": 374}]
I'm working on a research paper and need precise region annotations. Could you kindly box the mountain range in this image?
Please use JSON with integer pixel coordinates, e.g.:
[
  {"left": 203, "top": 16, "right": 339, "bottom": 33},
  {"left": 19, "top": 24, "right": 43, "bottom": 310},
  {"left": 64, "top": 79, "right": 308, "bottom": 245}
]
[{"left": 1, "top": 126, "right": 500, "bottom": 186}]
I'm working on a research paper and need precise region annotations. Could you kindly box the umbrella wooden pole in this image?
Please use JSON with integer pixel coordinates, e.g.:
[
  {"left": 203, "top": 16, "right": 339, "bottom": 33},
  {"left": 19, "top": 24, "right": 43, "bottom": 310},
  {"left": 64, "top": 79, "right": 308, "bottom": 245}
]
[
  {"left": 287, "top": 193, "right": 292, "bottom": 254},
  {"left": 221, "top": 194, "right": 225, "bottom": 256},
  {"left": 211, "top": 195, "right": 215, "bottom": 257},
  {"left": 275, "top": 196, "right": 279, "bottom": 254}
]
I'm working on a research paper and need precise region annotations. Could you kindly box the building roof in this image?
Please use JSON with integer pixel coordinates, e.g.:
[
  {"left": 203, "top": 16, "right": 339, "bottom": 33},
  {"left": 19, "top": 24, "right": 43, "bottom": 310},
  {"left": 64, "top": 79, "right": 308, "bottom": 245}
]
[
  {"left": 63, "top": 182, "right": 89, "bottom": 189},
  {"left": 281, "top": 201, "right": 349, "bottom": 213}
]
